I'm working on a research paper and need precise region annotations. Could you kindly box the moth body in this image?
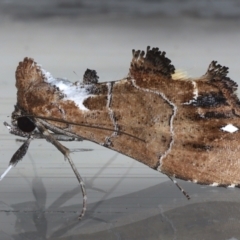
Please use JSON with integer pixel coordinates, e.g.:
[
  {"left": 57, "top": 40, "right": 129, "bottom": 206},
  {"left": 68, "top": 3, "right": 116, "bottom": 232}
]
[{"left": 4, "top": 46, "right": 240, "bottom": 219}]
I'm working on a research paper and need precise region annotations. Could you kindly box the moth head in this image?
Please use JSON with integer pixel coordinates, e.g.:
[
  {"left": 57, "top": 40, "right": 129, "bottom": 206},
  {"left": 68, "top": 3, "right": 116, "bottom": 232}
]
[{"left": 11, "top": 105, "right": 36, "bottom": 133}]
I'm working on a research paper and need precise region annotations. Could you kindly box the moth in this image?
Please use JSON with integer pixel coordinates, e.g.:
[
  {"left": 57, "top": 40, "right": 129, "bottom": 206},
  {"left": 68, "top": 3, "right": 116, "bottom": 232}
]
[{"left": 2, "top": 46, "right": 240, "bottom": 220}]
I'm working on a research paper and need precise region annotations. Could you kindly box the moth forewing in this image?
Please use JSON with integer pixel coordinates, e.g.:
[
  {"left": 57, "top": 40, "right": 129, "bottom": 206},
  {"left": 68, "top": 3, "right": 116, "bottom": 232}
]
[{"left": 4, "top": 46, "right": 240, "bottom": 220}]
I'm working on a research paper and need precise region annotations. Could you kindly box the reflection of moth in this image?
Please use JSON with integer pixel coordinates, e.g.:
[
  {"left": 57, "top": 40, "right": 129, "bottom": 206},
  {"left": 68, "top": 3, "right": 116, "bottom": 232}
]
[{"left": 3, "top": 46, "right": 240, "bottom": 219}]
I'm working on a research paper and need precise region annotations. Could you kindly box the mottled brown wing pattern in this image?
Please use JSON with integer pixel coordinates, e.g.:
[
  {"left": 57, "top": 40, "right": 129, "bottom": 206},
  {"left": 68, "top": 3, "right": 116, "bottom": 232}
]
[
  {"left": 159, "top": 61, "right": 240, "bottom": 187},
  {"left": 4, "top": 46, "right": 240, "bottom": 221},
  {"left": 129, "top": 47, "right": 175, "bottom": 85},
  {"left": 14, "top": 48, "right": 240, "bottom": 187},
  {"left": 15, "top": 57, "right": 43, "bottom": 90},
  {"left": 127, "top": 47, "right": 240, "bottom": 187},
  {"left": 205, "top": 60, "right": 240, "bottom": 116},
  {"left": 15, "top": 57, "right": 66, "bottom": 125}
]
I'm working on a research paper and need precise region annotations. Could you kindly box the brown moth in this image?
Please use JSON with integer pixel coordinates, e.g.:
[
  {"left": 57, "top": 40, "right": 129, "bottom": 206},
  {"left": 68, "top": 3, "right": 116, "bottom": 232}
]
[{"left": 3, "top": 46, "right": 240, "bottom": 219}]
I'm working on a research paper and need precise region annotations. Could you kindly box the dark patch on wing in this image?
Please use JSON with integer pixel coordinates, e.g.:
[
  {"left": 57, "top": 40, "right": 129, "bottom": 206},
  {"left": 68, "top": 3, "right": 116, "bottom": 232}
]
[
  {"left": 192, "top": 92, "right": 227, "bottom": 108},
  {"left": 204, "top": 111, "right": 231, "bottom": 119},
  {"left": 83, "top": 82, "right": 109, "bottom": 110},
  {"left": 191, "top": 143, "right": 212, "bottom": 151},
  {"left": 129, "top": 46, "right": 175, "bottom": 80},
  {"left": 206, "top": 61, "right": 238, "bottom": 93},
  {"left": 182, "top": 142, "right": 213, "bottom": 152},
  {"left": 83, "top": 69, "right": 99, "bottom": 84},
  {"left": 204, "top": 61, "right": 240, "bottom": 116}
]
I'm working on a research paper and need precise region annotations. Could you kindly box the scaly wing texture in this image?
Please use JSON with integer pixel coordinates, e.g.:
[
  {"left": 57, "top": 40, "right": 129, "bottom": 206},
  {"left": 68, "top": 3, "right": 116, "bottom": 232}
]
[
  {"left": 160, "top": 59, "right": 240, "bottom": 186},
  {"left": 15, "top": 58, "right": 63, "bottom": 119},
  {"left": 13, "top": 48, "right": 240, "bottom": 187},
  {"left": 129, "top": 46, "right": 175, "bottom": 83}
]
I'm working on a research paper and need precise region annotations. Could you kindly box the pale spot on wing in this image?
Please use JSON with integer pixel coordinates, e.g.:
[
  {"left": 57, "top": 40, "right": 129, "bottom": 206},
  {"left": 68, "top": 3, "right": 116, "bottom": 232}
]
[
  {"left": 210, "top": 182, "right": 219, "bottom": 187},
  {"left": 221, "top": 124, "right": 239, "bottom": 133},
  {"left": 182, "top": 80, "right": 198, "bottom": 105},
  {"left": 192, "top": 81, "right": 198, "bottom": 100}
]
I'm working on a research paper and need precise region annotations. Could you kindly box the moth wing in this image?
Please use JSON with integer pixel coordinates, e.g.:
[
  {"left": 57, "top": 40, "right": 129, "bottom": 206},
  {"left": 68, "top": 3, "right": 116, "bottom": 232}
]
[
  {"left": 83, "top": 69, "right": 99, "bottom": 84},
  {"left": 15, "top": 57, "right": 44, "bottom": 91},
  {"left": 203, "top": 60, "right": 240, "bottom": 115},
  {"left": 129, "top": 46, "right": 175, "bottom": 82}
]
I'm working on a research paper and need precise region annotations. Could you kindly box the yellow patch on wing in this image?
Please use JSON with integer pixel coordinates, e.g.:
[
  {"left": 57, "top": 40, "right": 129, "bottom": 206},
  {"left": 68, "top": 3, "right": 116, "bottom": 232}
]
[{"left": 172, "top": 69, "right": 189, "bottom": 80}]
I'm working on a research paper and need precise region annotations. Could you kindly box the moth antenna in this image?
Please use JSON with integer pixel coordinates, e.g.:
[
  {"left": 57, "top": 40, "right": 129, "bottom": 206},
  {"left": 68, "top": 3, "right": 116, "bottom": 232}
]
[
  {"left": 22, "top": 115, "right": 145, "bottom": 143},
  {"left": 4, "top": 121, "right": 83, "bottom": 142},
  {"left": 33, "top": 119, "right": 87, "bottom": 219},
  {"left": 73, "top": 71, "right": 79, "bottom": 78},
  {"left": 168, "top": 176, "right": 190, "bottom": 200},
  {"left": 36, "top": 118, "right": 84, "bottom": 141},
  {"left": 73, "top": 71, "right": 80, "bottom": 82}
]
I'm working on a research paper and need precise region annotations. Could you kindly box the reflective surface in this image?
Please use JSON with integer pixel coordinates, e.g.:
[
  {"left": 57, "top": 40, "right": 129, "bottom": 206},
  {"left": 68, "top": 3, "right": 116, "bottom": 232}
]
[{"left": 1, "top": 2, "right": 240, "bottom": 239}]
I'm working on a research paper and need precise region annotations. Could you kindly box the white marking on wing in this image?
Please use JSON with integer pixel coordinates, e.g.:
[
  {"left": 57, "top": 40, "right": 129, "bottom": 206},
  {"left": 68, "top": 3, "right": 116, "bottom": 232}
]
[
  {"left": 210, "top": 182, "right": 219, "bottom": 187},
  {"left": 131, "top": 79, "right": 177, "bottom": 170},
  {"left": 104, "top": 82, "right": 119, "bottom": 146},
  {"left": 183, "top": 80, "right": 198, "bottom": 105},
  {"left": 221, "top": 124, "right": 238, "bottom": 133},
  {"left": 40, "top": 67, "right": 93, "bottom": 111}
]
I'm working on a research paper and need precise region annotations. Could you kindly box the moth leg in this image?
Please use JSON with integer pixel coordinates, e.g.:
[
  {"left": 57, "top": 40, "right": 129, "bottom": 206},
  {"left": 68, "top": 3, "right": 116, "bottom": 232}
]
[
  {"left": 168, "top": 176, "right": 190, "bottom": 200},
  {"left": 43, "top": 134, "right": 82, "bottom": 142},
  {"left": 34, "top": 119, "right": 87, "bottom": 220},
  {"left": 37, "top": 118, "right": 84, "bottom": 140}
]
